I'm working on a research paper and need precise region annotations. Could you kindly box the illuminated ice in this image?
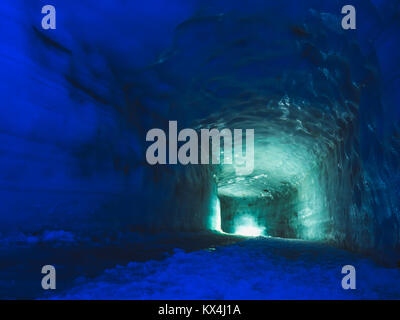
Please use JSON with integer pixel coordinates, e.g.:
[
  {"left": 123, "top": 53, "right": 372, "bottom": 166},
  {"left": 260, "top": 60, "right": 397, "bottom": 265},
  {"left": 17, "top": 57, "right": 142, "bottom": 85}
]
[{"left": 234, "top": 215, "right": 265, "bottom": 237}]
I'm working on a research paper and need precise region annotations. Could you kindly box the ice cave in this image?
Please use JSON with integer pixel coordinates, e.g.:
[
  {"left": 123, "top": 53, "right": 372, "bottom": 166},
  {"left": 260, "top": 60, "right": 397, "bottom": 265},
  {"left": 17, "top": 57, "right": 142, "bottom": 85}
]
[{"left": 0, "top": 0, "right": 400, "bottom": 299}]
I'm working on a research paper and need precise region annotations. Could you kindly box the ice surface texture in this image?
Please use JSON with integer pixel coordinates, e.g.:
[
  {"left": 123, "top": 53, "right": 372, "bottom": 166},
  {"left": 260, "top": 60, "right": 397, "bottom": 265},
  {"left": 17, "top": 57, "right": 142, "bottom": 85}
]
[{"left": 0, "top": 0, "right": 399, "bottom": 263}]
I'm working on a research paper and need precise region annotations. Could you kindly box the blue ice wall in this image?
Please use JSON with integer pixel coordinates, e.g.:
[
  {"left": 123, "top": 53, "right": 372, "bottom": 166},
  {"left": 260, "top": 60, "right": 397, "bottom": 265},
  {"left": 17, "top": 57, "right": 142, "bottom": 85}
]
[
  {"left": 0, "top": 0, "right": 399, "bottom": 262},
  {"left": 0, "top": 0, "right": 213, "bottom": 234}
]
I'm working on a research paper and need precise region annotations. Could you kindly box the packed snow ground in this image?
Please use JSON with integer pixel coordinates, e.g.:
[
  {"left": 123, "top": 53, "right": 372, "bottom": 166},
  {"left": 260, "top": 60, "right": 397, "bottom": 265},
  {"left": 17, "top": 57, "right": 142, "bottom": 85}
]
[
  {"left": 0, "top": 231, "right": 240, "bottom": 299},
  {"left": 49, "top": 237, "right": 400, "bottom": 299}
]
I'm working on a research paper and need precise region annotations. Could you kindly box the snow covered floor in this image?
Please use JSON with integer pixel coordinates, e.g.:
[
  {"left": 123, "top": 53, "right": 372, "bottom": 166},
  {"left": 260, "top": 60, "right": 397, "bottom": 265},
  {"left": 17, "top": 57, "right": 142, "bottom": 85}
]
[
  {"left": 0, "top": 231, "right": 241, "bottom": 299},
  {"left": 49, "top": 237, "right": 400, "bottom": 299}
]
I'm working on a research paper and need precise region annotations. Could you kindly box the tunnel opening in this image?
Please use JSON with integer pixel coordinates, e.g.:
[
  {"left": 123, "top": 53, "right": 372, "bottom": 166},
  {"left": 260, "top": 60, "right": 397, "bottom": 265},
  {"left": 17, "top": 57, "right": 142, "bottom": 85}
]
[
  {"left": 203, "top": 102, "right": 346, "bottom": 242},
  {"left": 213, "top": 162, "right": 327, "bottom": 241}
]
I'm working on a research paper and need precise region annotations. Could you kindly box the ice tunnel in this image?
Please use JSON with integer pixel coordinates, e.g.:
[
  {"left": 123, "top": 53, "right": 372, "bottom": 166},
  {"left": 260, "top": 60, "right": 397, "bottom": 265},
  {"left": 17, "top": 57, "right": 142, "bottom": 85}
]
[{"left": 0, "top": 0, "right": 400, "bottom": 274}]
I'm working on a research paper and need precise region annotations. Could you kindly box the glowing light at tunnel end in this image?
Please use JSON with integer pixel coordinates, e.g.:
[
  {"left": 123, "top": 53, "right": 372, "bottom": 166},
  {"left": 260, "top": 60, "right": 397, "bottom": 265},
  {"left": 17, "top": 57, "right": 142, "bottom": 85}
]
[
  {"left": 234, "top": 215, "right": 266, "bottom": 237},
  {"left": 234, "top": 224, "right": 265, "bottom": 237},
  {"left": 212, "top": 198, "right": 266, "bottom": 237}
]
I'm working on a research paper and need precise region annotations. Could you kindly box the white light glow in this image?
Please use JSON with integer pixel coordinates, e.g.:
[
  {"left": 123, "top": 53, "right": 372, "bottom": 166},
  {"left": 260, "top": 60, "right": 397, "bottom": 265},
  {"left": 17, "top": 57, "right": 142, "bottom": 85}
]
[
  {"left": 212, "top": 197, "right": 223, "bottom": 233},
  {"left": 234, "top": 215, "right": 265, "bottom": 237},
  {"left": 215, "top": 198, "right": 222, "bottom": 232},
  {"left": 235, "top": 225, "right": 264, "bottom": 237}
]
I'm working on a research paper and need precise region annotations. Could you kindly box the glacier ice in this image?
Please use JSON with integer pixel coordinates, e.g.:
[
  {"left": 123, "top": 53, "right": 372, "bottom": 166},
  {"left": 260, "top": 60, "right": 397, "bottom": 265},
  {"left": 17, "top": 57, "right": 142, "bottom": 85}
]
[{"left": 0, "top": 0, "right": 399, "bottom": 268}]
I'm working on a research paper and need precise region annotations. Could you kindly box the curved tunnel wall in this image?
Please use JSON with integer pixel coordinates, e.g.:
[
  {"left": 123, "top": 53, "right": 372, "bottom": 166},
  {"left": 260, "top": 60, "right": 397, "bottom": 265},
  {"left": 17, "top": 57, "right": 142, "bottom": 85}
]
[{"left": 0, "top": 0, "right": 399, "bottom": 263}]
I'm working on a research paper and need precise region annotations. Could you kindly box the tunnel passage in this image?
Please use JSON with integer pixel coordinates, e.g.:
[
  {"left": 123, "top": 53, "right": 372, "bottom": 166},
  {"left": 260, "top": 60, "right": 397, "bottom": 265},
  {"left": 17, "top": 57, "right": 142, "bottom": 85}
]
[{"left": 204, "top": 96, "right": 358, "bottom": 242}]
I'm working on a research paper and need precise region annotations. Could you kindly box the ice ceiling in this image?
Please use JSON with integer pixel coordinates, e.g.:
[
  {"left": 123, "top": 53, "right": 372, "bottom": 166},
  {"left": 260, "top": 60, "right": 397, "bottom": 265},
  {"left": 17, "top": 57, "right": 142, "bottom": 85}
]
[{"left": 211, "top": 99, "right": 338, "bottom": 198}]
